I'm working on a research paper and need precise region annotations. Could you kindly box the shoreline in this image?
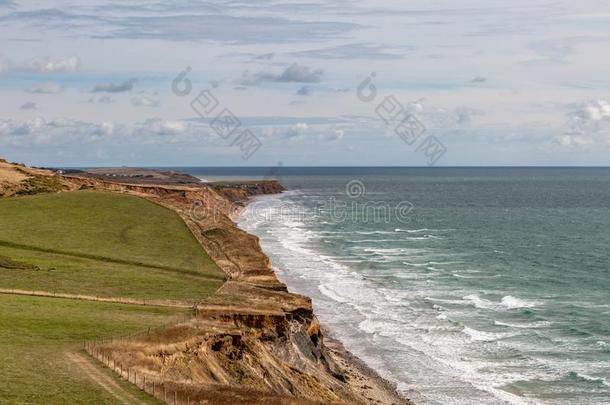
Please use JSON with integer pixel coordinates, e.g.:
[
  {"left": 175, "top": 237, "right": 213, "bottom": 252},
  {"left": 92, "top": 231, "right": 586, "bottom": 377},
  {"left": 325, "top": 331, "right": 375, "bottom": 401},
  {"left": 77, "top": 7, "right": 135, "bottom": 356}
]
[
  {"left": 1, "top": 159, "right": 411, "bottom": 404},
  {"left": 65, "top": 172, "right": 410, "bottom": 404},
  {"left": 235, "top": 193, "right": 411, "bottom": 405},
  {"left": 325, "top": 335, "right": 411, "bottom": 405}
]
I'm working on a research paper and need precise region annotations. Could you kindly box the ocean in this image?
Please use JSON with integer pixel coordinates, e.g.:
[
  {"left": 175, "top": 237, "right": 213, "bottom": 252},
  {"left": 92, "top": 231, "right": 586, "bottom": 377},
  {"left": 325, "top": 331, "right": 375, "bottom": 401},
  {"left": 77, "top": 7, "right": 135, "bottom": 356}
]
[{"left": 181, "top": 167, "right": 610, "bottom": 404}]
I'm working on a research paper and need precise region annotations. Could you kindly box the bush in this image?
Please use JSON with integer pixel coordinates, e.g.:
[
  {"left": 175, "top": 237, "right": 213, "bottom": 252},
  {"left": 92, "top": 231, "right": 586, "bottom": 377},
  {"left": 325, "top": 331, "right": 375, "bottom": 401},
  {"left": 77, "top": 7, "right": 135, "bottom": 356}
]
[{"left": 16, "top": 175, "right": 65, "bottom": 196}]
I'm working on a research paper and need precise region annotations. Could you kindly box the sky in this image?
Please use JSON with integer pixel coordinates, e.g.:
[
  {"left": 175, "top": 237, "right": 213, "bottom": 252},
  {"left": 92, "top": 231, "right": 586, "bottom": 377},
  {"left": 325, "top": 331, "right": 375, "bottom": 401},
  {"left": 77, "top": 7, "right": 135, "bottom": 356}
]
[{"left": 1, "top": 0, "right": 610, "bottom": 167}]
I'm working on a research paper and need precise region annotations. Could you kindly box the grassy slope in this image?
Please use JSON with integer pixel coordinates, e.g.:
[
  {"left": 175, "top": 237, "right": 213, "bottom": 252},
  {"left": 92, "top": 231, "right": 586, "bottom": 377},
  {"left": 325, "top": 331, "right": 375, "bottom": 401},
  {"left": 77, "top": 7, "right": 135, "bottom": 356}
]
[
  {"left": 0, "top": 191, "right": 224, "bottom": 299},
  {"left": 0, "top": 190, "right": 219, "bottom": 271},
  {"left": 0, "top": 294, "right": 179, "bottom": 404},
  {"left": 0, "top": 190, "right": 225, "bottom": 403}
]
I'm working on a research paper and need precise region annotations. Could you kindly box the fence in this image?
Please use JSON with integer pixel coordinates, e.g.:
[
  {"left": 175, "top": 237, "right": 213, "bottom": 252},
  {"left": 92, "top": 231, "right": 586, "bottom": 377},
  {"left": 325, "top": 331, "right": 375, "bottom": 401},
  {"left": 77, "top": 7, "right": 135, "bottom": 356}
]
[
  {"left": 83, "top": 313, "right": 197, "bottom": 404},
  {"left": 0, "top": 288, "right": 197, "bottom": 308}
]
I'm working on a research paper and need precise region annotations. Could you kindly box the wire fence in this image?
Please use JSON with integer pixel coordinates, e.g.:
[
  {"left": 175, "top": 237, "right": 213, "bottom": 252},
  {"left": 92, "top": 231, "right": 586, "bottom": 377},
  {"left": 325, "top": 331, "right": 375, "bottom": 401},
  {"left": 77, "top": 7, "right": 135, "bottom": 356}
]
[
  {"left": 83, "top": 313, "right": 198, "bottom": 404},
  {"left": 0, "top": 288, "right": 198, "bottom": 308}
]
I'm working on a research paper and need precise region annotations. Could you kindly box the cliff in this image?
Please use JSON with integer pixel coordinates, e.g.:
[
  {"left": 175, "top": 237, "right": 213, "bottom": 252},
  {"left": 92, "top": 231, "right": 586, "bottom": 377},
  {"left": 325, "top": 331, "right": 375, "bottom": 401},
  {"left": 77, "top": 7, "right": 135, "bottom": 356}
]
[{"left": 0, "top": 160, "right": 407, "bottom": 404}]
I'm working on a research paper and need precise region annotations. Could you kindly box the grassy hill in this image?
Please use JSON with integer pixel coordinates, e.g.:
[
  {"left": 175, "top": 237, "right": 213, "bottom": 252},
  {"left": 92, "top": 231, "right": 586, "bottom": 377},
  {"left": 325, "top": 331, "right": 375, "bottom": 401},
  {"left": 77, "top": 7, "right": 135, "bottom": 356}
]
[
  {"left": 0, "top": 191, "right": 224, "bottom": 299},
  {"left": 0, "top": 190, "right": 225, "bottom": 403}
]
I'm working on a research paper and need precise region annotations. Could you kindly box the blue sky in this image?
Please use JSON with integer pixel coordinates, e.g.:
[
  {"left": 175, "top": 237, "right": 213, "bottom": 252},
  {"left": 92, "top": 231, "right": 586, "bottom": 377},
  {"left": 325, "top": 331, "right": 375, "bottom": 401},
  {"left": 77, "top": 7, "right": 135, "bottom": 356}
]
[{"left": 1, "top": 0, "right": 610, "bottom": 166}]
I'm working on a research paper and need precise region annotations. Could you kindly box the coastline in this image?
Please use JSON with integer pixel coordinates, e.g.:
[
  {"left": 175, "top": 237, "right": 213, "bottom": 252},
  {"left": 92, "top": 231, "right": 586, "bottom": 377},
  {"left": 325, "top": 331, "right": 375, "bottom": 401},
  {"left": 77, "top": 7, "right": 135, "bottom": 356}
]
[
  {"left": 0, "top": 159, "right": 410, "bottom": 404},
  {"left": 234, "top": 192, "right": 411, "bottom": 405},
  {"left": 324, "top": 335, "right": 411, "bottom": 405},
  {"left": 63, "top": 171, "right": 409, "bottom": 404}
]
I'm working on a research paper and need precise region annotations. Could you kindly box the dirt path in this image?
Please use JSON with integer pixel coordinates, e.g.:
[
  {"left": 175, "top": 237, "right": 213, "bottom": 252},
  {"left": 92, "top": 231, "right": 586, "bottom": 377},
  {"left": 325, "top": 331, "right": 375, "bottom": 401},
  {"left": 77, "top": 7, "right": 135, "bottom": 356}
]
[
  {"left": 0, "top": 288, "right": 194, "bottom": 308},
  {"left": 67, "top": 352, "right": 147, "bottom": 405}
]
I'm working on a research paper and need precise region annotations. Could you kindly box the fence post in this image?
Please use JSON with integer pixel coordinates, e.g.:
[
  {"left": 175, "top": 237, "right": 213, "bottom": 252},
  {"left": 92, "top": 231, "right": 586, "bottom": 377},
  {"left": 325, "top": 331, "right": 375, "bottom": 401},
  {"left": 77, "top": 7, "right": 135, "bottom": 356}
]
[
  {"left": 153, "top": 381, "right": 155, "bottom": 397},
  {"left": 174, "top": 391, "right": 177, "bottom": 405},
  {"left": 143, "top": 375, "right": 146, "bottom": 391},
  {"left": 164, "top": 384, "right": 166, "bottom": 401}
]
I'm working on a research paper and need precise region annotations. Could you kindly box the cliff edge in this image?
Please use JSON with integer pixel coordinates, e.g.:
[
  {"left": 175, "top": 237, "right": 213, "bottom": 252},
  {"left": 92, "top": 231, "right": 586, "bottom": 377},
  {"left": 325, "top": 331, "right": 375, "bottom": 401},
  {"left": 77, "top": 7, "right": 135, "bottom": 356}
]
[{"left": 0, "top": 160, "right": 408, "bottom": 405}]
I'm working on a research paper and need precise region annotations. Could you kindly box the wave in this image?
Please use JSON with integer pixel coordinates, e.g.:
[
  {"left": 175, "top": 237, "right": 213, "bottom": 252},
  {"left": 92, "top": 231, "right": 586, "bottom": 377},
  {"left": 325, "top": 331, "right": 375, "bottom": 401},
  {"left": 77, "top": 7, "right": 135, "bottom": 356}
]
[
  {"left": 355, "top": 230, "right": 398, "bottom": 235},
  {"left": 463, "top": 294, "right": 497, "bottom": 310},
  {"left": 453, "top": 273, "right": 500, "bottom": 279},
  {"left": 239, "top": 193, "right": 579, "bottom": 405},
  {"left": 424, "top": 297, "right": 469, "bottom": 306},
  {"left": 463, "top": 294, "right": 539, "bottom": 310},
  {"left": 395, "top": 228, "right": 429, "bottom": 233},
  {"left": 462, "top": 326, "right": 514, "bottom": 342},
  {"left": 569, "top": 371, "right": 610, "bottom": 387},
  {"left": 363, "top": 247, "right": 407, "bottom": 255},
  {"left": 403, "top": 261, "right": 429, "bottom": 267},
  {"left": 404, "top": 260, "right": 462, "bottom": 268},
  {"left": 395, "top": 228, "right": 455, "bottom": 233},
  {"left": 405, "top": 235, "right": 444, "bottom": 240},
  {"left": 501, "top": 295, "right": 538, "bottom": 309},
  {"left": 494, "top": 321, "right": 551, "bottom": 329},
  {"left": 318, "top": 283, "right": 350, "bottom": 304},
  {"left": 348, "top": 239, "right": 405, "bottom": 243}
]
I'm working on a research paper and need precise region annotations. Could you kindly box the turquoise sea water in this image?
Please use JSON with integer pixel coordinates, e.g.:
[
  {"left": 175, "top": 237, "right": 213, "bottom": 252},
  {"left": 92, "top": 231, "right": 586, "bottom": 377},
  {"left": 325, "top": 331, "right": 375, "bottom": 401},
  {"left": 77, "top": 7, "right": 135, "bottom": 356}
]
[{"left": 185, "top": 167, "right": 610, "bottom": 404}]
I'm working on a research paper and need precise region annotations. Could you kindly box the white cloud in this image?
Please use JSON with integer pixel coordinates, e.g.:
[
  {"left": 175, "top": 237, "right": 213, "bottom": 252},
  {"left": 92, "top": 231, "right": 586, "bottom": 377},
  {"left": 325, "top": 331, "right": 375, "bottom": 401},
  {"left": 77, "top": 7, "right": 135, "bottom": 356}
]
[
  {"left": 317, "top": 129, "right": 345, "bottom": 141},
  {"left": 574, "top": 100, "right": 610, "bottom": 122},
  {"left": 131, "top": 95, "right": 160, "bottom": 107},
  {"left": 26, "top": 56, "right": 79, "bottom": 73},
  {"left": 402, "top": 100, "right": 481, "bottom": 130},
  {"left": 25, "top": 81, "right": 64, "bottom": 94},
  {"left": 139, "top": 119, "right": 186, "bottom": 135},
  {"left": 289, "top": 122, "right": 309, "bottom": 138},
  {"left": 99, "top": 121, "right": 115, "bottom": 135},
  {"left": 0, "top": 55, "right": 79, "bottom": 74},
  {"left": 0, "top": 117, "right": 115, "bottom": 146},
  {"left": 289, "top": 43, "right": 406, "bottom": 60},
  {"left": 560, "top": 100, "right": 610, "bottom": 148},
  {"left": 0, "top": 117, "right": 211, "bottom": 148},
  {"left": 0, "top": 7, "right": 358, "bottom": 45}
]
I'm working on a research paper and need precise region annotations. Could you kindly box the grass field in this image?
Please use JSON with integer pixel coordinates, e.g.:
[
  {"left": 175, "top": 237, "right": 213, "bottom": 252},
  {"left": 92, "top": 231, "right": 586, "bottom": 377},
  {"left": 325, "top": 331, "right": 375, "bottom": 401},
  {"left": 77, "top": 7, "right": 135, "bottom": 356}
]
[
  {"left": 0, "top": 190, "right": 225, "bottom": 403},
  {"left": 0, "top": 294, "right": 181, "bottom": 404},
  {"left": 0, "top": 191, "right": 224, "bottom": 300}
]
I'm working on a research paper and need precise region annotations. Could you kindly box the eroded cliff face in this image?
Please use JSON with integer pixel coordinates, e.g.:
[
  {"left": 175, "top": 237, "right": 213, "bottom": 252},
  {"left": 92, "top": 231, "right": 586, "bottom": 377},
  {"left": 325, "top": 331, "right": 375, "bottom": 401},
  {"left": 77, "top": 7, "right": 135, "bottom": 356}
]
[
  {"left": 55, "top": 174, "right": 375, "bottom": 404},
  {"left": 0, "top": 161, "right": 404, "bottom": 404}
]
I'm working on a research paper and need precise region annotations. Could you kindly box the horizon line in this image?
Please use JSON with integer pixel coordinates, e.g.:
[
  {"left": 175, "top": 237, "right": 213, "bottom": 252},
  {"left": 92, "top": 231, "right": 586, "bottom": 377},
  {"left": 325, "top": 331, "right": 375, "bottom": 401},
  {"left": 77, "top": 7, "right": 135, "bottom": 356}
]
[{"left": 56, "top": 165, "right": 610, "bottom": 169}]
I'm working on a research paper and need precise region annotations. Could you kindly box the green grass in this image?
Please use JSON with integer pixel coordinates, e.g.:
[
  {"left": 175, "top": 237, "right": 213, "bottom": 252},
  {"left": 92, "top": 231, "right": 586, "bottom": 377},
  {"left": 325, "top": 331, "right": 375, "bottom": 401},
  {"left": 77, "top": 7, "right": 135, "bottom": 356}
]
[
  {"left": 0, "top": 294, "right": 181, "bottom": 404},
  {"left": 0, "top": 191, "right": 224, "bottom": 300},
  {"left": 0, "top": 190, "right": 226, "bottom": 402},
  {"left": 0, "top": 190, "right": 219, "bottom": 271}
]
